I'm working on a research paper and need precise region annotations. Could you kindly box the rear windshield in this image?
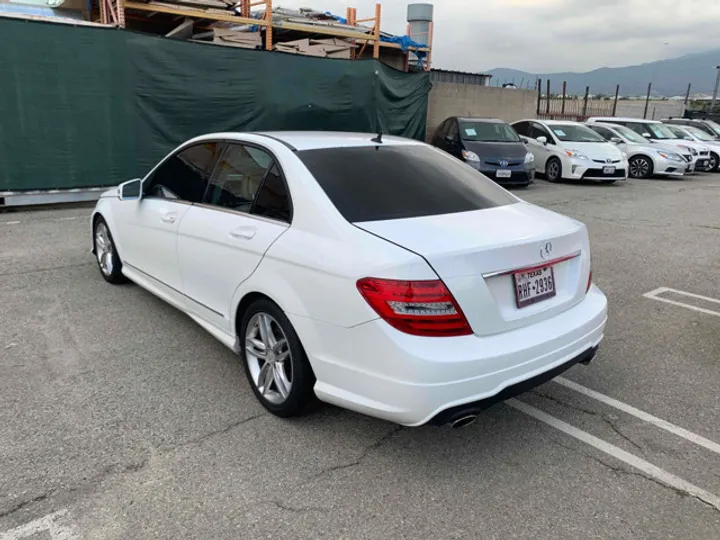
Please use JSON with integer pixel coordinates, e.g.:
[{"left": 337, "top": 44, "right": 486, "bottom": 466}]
[
  {"left": 459, "top": 121, "right": 520, "bottom": 142},
  {"left": 297, "top": 145, "right": 516, "bottom": 223}
]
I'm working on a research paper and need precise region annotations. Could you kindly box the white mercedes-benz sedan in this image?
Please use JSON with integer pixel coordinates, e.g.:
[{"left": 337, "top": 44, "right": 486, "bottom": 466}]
[{"left": 91, "top": 132, "right": 608, "bottom": 427}]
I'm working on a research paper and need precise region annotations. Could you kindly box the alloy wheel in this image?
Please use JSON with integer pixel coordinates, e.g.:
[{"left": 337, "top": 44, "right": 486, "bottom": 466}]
[
  {"left": 245, "top": 313, "right": 293, "bottom": 404},
  {"left": 710, "top": 154, "right": 718, "bottom": 171},
  {"left": 547, "top": 160, "right": 560, "bottom": 181},
  {"left": 629, "top": 157, "right": 650, "bottom": 178},
  {"left": 95, "top": 222, "right": 115, "bottom": 276}
]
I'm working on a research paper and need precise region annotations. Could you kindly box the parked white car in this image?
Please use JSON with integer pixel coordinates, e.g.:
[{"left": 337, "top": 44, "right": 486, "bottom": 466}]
[
  {"left": 586, "top": 117, "right": 711, "bottom": 173},
  {"left": 664, "top": 124, "right": 720, "bottom": 172},
  {"left": 512, "top": 119, "right": 628, "bottom": 183},
  {"left": 585, "top": 122, "right": 689, "bottom": 179},
  {"left": 90, "top": 132, "right": 607, "bottom": 428}
]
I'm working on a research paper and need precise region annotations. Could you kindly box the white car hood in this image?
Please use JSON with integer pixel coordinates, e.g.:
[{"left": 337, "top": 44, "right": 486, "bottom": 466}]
[
  {"left": 560, "top": 141, "right": 624, "bottom": 160},
  {"left": 664, "top": 139, "right": 708, "bottom": 152}
]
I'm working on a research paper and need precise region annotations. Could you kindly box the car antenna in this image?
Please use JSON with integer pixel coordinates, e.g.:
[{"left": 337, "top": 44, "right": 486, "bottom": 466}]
[{"left": 371, "top": 132, "right": 383, "bottom": 144}]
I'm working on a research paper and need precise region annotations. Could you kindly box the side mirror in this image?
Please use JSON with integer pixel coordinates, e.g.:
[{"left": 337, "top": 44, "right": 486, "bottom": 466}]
[
  {"left": 610, "top": 137, "right": 622, "bottom": 144},
  {"left": 642, "top": 133, "right": 652, "bottom": 138},
  {"left": 520, "top": 137, "right": 529, "bottom": 144},
  {"left": 536, "top": 136, "right": 548, "bottom": 145},
  {"left": 119, "top": 178, "right": 142, "bottom": 201}
]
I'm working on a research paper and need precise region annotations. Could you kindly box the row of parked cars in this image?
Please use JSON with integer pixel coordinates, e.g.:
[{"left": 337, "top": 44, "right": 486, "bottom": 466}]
[{"left": 430, "top": 115, "right": 720, "bottom": 187}]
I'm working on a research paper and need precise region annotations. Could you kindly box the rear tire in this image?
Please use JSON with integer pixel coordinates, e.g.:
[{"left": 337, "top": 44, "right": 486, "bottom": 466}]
[
  {"left": 240, "top": 298, "right": 316, "bottom": 418},
  {"left": 628, "top": 156, "right": 653, "bottom": 179},
  {"left": 545, "top": 158, "right": 562, "bottom": 183}
]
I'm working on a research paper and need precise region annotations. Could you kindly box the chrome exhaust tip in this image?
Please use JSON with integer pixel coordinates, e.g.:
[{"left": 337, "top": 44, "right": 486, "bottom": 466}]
[{"left": 450, "top": 415, "right": 477, "bottom": 429}]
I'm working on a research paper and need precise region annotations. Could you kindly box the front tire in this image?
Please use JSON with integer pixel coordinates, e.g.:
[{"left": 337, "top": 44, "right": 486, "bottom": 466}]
[
  {"left": 545, "top": 157, "right": 562, "bottom": 183},
  {"left": 93, "top": 218, "right": 127, "bottom": 284},
  {"left": 709, "top": 152, "right": 719, "bottom": 172},
  {"left": 240, "top": 299, "right": 316, "bottom": 418},
  {"left": 628, "top": 156, "right": 653, "bottom": 179}
]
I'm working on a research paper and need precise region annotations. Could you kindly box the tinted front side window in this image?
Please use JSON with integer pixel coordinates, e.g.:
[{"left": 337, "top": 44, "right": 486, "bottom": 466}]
[
  {"left": 145, "top": 142, "right": 222, "bottom": 202},
  {"left": 205, "top": 144, "right": 272, "bottom": 213},
  {"left": 297, "top": 145, "right": 516, "bottom": 223}
]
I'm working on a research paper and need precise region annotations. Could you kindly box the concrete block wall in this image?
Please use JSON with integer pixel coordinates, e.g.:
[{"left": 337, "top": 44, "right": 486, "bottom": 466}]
[
  {"left": 613, "top": 100, "right": 686, "bottom": 120},
  {"left": 426, "top": 83, "right": 537, "bottom": 140}
]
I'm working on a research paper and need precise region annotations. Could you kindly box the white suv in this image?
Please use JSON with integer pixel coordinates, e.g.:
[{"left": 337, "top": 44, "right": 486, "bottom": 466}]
[{"left": 512, "top": 119, "right": 628, "bottom": 183}]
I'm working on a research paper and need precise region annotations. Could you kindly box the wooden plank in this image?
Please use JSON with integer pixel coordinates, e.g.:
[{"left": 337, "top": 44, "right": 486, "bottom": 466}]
[{"left": 124, "top": 1, "right": 269, "bottom": 26}]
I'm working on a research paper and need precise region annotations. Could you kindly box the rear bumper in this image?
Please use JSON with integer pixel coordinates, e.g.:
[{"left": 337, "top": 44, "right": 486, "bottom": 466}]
[{"left": 292, "top": 286, "right": 608, "bottom": 426}]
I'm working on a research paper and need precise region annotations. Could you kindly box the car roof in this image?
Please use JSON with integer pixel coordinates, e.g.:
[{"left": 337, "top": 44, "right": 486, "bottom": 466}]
[
  {"left": 587, "top": 116, "right": 661, "bottom": 124},
  {"left": 541, "top": 119, "right": 584, "bottom": 126},
  {"left": 186, "top": 131, "right": 422, "bottom": 151},
  {"left": 455, "top": 117, "right": 505, "bottom": 123},
  {"left": 587, "top": 122, "right": 624, "bottom": 130}
]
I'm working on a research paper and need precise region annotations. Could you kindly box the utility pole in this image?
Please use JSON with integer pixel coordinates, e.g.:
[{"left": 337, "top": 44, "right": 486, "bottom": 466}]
[
  {"left": 710, "top": 66, "right": 720, "bottom": 113},
  {"left": 643, "top": 82, "right": 652, "bottom": 119}
]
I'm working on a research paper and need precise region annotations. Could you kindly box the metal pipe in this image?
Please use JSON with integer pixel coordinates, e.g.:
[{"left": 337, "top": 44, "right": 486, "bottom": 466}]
[
  {"left": 710, "top": 67, "right": 720, "bottom": 113},
  {"left": 612, "top": 84, "right": 620, "bottom": 115}
]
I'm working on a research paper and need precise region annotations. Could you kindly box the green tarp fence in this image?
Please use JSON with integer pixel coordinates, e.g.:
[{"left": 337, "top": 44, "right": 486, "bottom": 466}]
[{"left": 0, "top": 17, "right": 431, "bottom": 191}]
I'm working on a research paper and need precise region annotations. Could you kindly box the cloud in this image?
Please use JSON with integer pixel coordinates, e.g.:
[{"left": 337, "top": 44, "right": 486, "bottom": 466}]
[{"left": 275, "top": 0, "right": 720, "bottom": 73}]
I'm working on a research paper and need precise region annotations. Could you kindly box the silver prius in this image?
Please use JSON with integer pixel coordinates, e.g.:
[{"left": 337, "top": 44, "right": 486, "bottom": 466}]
[{"left": 586, "top": 122, "right": 689, "bottom": 179}]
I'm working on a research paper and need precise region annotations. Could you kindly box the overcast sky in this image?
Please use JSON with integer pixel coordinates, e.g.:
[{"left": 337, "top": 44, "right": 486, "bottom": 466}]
[{"left": 279, "top": 0, "right": 720, "bottom": 73}]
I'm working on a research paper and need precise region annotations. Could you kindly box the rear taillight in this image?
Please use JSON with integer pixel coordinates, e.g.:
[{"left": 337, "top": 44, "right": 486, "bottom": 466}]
[
  {"left": 356, "top": 278, "right": 472, "bottom": 337},
  {"left": 586, "top": 254, "right": 593, "bottom": 292}
]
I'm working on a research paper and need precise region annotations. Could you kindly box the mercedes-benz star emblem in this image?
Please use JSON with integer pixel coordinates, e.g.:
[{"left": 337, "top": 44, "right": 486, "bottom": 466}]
[
  {"left": 499, "top": 160, "right": 509, "bottom": 167},
  {"left": 540, "top": 242, "right": 553, "bottom": 260}
]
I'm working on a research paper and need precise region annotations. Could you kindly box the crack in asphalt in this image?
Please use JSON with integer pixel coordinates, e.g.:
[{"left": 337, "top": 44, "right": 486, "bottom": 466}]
[
  {"left": 267, "top": 500, "right": 330, "bottom": 514},
  {"left": 308, "top": 425, "right": 404, "bottom": 481},
  {"left": 156, "top": 412, "right": 268, "bottom": 453},
  {"left": 550, "top": 437, "right": 720, "bottom": 514},
  {"left": 531, "top": 390, "right": 645, "bottom": 453},
  {"left": 0, "top": 492, "right": 53, "bottom": 520},
  {"left": 0, "top": 413, "right": 268, "bottom": 520},
  {"left": 0, "top": 262, "right": 94, "bottom": 278}
]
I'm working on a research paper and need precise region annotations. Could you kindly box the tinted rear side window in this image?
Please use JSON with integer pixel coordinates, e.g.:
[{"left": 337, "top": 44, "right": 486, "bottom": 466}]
[{"left": 297, "top": 145, "right": 516, "bottom": 223}]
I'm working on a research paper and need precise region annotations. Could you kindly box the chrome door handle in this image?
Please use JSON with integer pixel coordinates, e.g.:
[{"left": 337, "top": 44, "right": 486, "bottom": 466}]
[
  {"left": 229, "top": 226, "right": 256, "bottom": 240},
  {"left": 160, "top": 212, "right": 177, "bottom": 224}
]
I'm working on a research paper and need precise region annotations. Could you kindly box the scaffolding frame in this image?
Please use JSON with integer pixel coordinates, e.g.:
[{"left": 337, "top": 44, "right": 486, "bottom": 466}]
[{"left": 105, "top": 1, "right": 430, "bottom": 60}]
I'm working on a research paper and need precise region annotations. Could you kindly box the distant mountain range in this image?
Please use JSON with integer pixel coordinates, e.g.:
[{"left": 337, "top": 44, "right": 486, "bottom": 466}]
[{"left": 488, "top": 49, "right": 720, "bottom": 97}]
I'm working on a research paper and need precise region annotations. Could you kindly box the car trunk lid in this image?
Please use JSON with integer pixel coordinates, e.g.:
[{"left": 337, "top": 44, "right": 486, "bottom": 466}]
[{"left": 356, "top": 202, "right": 591, "bottom": 336}]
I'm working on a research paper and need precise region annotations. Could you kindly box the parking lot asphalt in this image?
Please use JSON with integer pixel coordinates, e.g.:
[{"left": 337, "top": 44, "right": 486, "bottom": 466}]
[{"left": 1, "top": 175, "right": 719, "bottom": 539}]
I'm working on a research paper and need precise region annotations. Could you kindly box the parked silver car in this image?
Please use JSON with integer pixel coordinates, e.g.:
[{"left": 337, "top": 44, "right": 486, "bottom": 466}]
[
  {"left": 586, "top": 117, "right": 710, "bottom": 173},
  {"left": 664, "top": 124, "right": 720, "bottom": 172},
  {"left": 585, "top": 122, "right": 689, "bottom": 179}
]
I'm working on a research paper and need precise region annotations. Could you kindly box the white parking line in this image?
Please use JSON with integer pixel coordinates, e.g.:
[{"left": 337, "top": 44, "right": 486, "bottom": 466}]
[
  {"left": 643, "top": 287, "right": 720, "bottom": 317},
  {"left": 0, "top": 510, "right": 78, "bottom": 540},
  {"left": 508, "top": 399, "right": 720, "bottom": 511},
  {"left": 555, "top": 377, "right": 720, "bottom": 457},
  {"left": 0, "top": 221, "right": 21, "bottom": 226}
]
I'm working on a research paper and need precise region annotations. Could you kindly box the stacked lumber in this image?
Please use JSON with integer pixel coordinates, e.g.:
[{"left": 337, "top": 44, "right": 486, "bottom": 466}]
[{"left": 274, "top": 37, "right": 354, "bottom": 59}]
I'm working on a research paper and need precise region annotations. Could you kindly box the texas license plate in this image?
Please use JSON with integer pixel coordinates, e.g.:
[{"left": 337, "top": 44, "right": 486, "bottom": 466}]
[
  {"left": 513, "top": 265, "right": 556, "bottom": 308},
  {"left": 496, "top": 169, "right": 512, "bottom": 178},
  {"left": 603, "top": 166, "right": 615, "bottom": 174}
]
